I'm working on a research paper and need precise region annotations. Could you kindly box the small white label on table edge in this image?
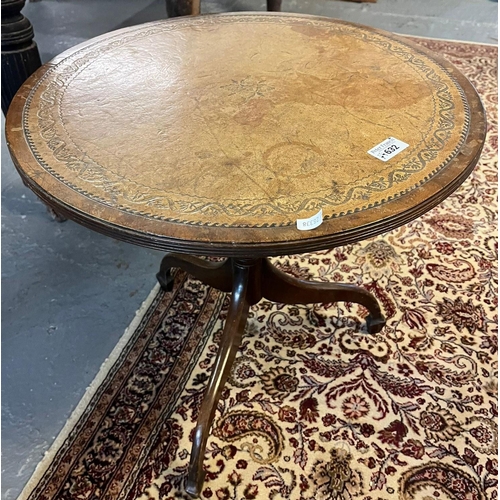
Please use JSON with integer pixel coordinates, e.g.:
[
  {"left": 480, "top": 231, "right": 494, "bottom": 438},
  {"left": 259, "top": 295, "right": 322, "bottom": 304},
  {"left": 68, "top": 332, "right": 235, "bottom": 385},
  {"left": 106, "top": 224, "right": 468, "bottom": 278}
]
[{"left": 297, "top": 209, "right": 323, "bottom": 231}]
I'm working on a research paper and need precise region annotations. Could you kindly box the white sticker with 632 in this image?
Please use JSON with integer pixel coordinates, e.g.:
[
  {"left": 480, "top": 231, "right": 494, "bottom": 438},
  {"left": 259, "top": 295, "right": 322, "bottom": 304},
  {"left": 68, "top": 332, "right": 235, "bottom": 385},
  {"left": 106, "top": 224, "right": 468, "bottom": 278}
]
[{"left": 367, "top": 137, "right": 409, "bottom": 162}]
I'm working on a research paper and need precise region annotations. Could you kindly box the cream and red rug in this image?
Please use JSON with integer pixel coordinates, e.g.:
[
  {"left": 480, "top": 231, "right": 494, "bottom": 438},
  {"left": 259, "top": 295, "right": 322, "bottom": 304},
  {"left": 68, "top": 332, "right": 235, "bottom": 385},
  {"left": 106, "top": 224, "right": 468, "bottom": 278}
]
[{"left": 20, "top": 38, "right": 497, "bottom": 500}]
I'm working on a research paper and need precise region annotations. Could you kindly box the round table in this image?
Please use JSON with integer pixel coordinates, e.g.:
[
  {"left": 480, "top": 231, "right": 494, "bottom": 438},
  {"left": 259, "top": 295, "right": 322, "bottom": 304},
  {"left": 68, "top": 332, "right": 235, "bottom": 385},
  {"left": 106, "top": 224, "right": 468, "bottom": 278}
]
[{"left": 5, "top": 12, "right": 486, "bottom": 497}]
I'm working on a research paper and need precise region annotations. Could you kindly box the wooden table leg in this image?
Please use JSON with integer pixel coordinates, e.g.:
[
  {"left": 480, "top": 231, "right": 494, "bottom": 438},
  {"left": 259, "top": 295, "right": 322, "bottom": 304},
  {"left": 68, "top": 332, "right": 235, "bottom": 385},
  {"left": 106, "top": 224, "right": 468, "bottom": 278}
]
[
  {"left": 157, "top": 253, "right": 233, "bottom": 292},
  {"left": 267, "top": 0, "right": 282, "bottom": 11},
  {"left": 45, "top": 205, "right": 67, "bottom": 222},
  {"left": 185, "top": 260, "right": 253, "bottom": 497},
  {"left": 261, "top": 258, "right": 386, "bottom": 333},
  {"left": 166, "top": 0, "right": 200, "bottom": 17},
  {"left": 165, "top": 0, "right": 279, "bottom": 16}
]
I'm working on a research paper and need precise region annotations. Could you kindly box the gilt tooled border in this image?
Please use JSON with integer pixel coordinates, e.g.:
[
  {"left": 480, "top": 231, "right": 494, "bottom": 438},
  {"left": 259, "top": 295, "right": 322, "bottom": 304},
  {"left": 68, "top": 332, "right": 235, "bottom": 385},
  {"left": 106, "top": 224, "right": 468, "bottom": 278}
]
[{"left": 23, "top": 15, "right": 470, "bottom": 229}]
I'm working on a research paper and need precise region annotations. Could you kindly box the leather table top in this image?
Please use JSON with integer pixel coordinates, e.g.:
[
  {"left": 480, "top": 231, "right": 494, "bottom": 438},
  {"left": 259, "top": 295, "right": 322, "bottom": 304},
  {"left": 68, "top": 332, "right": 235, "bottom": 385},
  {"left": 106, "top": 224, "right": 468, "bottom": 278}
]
[{"left": 6, "top": 13, "right": 486, "bottom": 256}]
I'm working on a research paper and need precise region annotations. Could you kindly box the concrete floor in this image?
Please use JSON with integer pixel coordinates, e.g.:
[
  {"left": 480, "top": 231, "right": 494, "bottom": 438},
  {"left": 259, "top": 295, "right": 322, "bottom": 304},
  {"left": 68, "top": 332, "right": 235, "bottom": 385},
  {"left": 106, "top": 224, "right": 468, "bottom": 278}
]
[{"left": 2, "top": 0, "right": 497, "bottom": 498}]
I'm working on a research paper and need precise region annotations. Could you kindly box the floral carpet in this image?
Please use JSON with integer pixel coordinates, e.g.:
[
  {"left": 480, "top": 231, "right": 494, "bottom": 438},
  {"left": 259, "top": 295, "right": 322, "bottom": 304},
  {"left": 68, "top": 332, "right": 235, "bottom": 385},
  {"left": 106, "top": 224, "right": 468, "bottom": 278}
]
[{"left": 21, "top": 38, "right": 497, "bottom": 500}]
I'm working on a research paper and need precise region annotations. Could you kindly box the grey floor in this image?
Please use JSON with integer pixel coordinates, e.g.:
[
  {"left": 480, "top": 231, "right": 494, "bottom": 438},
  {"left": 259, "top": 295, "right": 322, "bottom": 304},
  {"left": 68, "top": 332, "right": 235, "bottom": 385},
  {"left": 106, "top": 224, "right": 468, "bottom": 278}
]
[{"left": 2, "top": 0, "right": 497, "bottom": 498}]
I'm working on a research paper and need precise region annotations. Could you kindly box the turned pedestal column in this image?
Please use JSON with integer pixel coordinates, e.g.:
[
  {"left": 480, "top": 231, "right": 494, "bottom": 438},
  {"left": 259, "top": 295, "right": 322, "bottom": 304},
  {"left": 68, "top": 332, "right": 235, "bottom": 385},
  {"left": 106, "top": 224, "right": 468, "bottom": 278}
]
[{"left": 1, "top": 0, "right": 41, "bottom": 115}]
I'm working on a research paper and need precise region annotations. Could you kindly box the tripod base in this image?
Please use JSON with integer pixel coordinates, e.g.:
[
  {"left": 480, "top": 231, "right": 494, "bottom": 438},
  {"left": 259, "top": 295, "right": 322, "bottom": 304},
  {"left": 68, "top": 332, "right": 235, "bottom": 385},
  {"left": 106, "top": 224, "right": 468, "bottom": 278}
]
[{"left": 156, "top": 254, "right": 385, "bottom": 497}]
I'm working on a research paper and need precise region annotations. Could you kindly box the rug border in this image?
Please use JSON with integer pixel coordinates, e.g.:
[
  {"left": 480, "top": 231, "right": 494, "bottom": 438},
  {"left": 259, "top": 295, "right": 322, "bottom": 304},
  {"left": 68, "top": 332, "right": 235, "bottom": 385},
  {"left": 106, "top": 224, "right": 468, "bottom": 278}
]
[{"left": 16, "top": 284, "right": 162, "bottom": 500}]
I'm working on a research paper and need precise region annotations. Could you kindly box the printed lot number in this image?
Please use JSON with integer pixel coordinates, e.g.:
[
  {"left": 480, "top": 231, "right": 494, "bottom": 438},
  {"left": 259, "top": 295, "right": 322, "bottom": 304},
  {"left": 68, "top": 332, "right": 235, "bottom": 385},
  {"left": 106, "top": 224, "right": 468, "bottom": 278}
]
[{"left": 368, "top": 137, "right": 409, "bottom": 162}]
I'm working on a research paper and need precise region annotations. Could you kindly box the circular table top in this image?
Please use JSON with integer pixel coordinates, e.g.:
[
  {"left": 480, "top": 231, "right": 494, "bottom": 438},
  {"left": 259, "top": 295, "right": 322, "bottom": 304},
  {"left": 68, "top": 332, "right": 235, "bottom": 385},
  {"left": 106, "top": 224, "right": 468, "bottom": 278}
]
[{"left": 6, "top": 13, "right": 486, "bottom": 257}]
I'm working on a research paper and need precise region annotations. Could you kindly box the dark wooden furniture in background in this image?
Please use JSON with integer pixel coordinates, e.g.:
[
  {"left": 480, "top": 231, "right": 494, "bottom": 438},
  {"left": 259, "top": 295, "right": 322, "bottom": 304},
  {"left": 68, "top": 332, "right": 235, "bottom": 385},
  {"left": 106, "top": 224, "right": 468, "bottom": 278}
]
[
  {"left": 1, "top": 0, "right": 41, "bottom": 115},
  {"left": 6, "top": 13, "right": 485, "bottom": 498},
  {"left": 166, "top": 0, "right": 281, "bottom": 17},
  {"left": 1, "top": 0, "right": 67, "bottom": 221}
]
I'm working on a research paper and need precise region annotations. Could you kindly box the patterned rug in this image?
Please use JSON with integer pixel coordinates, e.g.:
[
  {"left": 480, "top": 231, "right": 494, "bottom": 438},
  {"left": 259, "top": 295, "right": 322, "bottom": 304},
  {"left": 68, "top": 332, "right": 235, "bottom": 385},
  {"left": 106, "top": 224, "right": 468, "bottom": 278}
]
[{"left": 20, "top": 38, "right": 497, "bottom": 500}]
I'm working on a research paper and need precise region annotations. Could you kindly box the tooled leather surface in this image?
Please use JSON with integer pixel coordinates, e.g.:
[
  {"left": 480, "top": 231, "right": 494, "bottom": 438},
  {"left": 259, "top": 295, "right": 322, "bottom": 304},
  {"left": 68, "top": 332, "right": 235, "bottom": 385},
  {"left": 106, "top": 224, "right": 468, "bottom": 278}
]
[{"left": 20, "top": 15, "right": 469, "bottom": 229}]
